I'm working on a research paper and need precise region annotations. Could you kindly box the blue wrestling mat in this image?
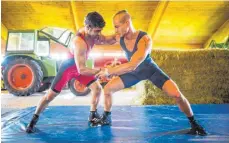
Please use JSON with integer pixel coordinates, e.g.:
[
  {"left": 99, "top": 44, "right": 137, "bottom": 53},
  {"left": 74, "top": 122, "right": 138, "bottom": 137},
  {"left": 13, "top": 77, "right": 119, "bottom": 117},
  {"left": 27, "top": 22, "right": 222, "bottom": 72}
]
[{"left": 2, "top": 104, "right": 229, "bottom": 143}]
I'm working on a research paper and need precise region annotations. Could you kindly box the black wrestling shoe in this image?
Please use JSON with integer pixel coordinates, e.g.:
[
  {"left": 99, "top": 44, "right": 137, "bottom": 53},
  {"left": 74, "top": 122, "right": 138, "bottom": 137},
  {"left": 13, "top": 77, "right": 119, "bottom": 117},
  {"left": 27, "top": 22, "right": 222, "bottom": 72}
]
[
  {"left": 26, "top": 114, "right": 39, "bottom": 133},
  {"left": 187, "top": 121, "right": 207, "bottom": 136},
  {"left": 88, "top": 110, "right": 100, "bottom": 123},
  {"left": 94, "top": 112, "right": 112, "bottom": 126}
]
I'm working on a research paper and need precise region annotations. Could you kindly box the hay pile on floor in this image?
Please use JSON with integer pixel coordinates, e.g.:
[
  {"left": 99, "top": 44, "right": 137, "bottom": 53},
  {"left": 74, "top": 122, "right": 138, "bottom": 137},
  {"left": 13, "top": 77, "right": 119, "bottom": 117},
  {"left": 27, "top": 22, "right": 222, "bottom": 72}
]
[{"left": 139, "top": 48, "right": 229, "bottom": 105}]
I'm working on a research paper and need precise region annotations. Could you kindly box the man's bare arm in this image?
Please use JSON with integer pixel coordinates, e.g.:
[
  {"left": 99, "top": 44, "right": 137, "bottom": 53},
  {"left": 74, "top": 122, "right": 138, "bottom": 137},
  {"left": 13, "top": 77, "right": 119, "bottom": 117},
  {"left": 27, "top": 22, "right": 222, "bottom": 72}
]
[
  {"left": 107, "top": 35, "right": 152, "bottom": 76},
  {"left": 73, "top": 37, "right": 100, "bottom": 76},
  {"left": 95, "top": 34, "right": 120, "bottom": 45}
]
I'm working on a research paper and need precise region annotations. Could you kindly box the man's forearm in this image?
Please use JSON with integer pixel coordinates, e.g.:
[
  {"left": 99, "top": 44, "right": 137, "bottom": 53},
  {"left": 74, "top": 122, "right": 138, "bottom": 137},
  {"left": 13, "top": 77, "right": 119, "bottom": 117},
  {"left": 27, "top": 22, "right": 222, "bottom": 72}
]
[
  {"left": 80, "top": 67, "right": 101, "bottom": 76},
  {"left": 108, "top": 63, "right": 136, "bottom": 76}
]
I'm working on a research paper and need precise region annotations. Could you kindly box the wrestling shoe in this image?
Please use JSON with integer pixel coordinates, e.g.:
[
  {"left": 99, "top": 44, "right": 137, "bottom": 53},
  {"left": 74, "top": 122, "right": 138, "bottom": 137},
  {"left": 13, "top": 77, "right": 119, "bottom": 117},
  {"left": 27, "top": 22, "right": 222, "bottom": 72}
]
[
  {"left": 26, "top": 114, "right": 39, "bottom": 133},
  {"left": 88, "top": 110, "right": 100, "bottom": 123},
  {"left": 94, "top": 112, "right": 112, "bottom": 126},
  {"left": 187, "top": 121, "right": 207, "bottom": 136}
]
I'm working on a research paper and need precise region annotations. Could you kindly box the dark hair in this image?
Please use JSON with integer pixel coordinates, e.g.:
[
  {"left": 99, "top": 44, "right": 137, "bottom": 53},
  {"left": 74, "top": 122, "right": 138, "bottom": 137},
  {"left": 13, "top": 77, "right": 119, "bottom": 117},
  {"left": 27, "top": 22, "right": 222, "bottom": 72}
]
[{"left": 85, "top": 12, "right": 105, "bottom": 28}]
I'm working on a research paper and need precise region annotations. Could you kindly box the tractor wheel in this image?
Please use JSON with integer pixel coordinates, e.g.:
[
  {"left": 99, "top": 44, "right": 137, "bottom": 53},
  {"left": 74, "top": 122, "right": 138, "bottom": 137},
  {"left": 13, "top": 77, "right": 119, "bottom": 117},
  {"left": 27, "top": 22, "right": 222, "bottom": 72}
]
[
  {"left": 37, "top": 83, "right": 50, "bottom": 92},
  {"left": 69, "top": 79, "right": 91, "bottom": 96},
  {"left": 3, "top": 57, "right": 43, "bottom": 96}
]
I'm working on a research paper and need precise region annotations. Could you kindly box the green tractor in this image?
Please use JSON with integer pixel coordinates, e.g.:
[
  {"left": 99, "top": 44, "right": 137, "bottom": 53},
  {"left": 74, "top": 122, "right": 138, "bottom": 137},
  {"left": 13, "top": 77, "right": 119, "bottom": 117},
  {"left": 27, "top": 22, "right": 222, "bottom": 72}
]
[{"left": 1, "top": 27, "right": 92, "bottom": 96}]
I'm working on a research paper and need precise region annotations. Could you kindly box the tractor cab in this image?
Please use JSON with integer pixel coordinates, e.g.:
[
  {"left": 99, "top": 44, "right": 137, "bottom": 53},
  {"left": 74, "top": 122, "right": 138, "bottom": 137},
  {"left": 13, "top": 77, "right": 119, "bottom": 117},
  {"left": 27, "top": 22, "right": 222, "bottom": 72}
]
[
  {"left": 39, "top": 27, "right": 74, "bottom": 49},
  {"left": 6, "top": 30, "right": 50, "bottom": 57}
]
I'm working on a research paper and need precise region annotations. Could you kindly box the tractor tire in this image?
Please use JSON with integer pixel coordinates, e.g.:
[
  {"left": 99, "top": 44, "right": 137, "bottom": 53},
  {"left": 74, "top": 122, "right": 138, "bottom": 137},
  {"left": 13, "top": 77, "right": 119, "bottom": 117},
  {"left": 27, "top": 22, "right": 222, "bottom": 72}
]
[
  {"left": 3, "top": 57, "right": 43, "bottom": 96},
  {"left": 38, "top": 83, "right": 50, "bottom": 92},
  {"left": 69, "top": 79, "right": 91, "bottom": 96}
]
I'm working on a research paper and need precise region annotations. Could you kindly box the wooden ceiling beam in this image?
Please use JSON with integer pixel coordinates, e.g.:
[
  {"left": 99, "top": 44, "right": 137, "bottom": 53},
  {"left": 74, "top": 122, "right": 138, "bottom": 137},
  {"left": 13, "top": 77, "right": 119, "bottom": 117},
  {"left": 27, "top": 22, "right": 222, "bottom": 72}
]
[
  {"left": 147, "top": 1, "right": 169, "bottom": 40},
  {"left": 70, "top": 1, "right": 79, "bottom": 32}
]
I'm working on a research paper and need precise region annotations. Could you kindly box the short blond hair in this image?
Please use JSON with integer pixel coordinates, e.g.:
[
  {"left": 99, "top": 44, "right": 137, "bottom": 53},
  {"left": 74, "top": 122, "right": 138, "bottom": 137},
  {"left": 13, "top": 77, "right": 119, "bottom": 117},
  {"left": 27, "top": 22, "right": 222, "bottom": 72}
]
[{"left": 113, "top": 10, "right": 131, "bottom": 23}]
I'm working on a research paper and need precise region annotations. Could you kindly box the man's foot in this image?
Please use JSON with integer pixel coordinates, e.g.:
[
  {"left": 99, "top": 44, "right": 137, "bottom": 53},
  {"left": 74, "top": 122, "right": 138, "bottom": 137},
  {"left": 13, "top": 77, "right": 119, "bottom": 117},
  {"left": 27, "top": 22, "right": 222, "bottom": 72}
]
[
  {"left": 94, "top": 112, "right": 112, "bottom": 126},
  {"left": 88, "top": 110, "right": 100, "bottom": 123},
  {"left": 187, "top": 121, "right": 207, "bottom": 136},
  {"left": 26, "top": 114, "right": 39, "bottom": 133}
]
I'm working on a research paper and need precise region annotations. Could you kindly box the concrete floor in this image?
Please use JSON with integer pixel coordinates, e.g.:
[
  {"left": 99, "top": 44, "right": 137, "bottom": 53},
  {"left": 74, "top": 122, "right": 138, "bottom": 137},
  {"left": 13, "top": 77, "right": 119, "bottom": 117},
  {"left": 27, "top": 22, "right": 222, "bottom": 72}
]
[{"left": 1, "top": 89, "right": 141, "bottom": 115}]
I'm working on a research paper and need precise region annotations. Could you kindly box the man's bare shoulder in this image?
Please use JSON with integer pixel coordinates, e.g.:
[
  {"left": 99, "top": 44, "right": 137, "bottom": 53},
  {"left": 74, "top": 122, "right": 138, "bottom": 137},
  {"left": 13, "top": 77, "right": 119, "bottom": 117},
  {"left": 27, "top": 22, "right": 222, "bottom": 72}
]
[
  {"left": 73, "top": 36, "right": 87, "bottom": 49},
  {"left": 138, "top": 34, "right": 152, "bottom": 44}
]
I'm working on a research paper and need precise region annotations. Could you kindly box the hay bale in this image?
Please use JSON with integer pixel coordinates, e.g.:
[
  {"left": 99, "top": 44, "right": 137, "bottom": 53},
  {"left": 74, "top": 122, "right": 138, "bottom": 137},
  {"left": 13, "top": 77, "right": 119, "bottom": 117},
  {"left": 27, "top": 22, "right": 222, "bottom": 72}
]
[{"left": 139, "top": 48, "right": 229, "bottom": 105}]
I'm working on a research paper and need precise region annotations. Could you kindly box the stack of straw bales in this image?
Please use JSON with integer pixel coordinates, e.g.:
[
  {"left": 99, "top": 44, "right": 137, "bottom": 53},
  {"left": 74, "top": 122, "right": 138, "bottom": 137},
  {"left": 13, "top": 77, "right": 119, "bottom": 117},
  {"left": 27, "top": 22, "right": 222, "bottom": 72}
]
[{"left": 140, "top": 49, "right": 229, "bottom": 105}]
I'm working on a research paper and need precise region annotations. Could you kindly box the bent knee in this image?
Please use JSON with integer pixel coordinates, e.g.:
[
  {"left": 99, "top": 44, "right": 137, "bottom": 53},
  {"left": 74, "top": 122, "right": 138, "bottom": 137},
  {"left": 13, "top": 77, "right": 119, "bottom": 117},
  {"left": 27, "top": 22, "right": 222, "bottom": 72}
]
[
  {"left": 45, "top": 95, "right": 55, "bottom": 102},
  {"left": 173, "top": 93, "right": 186, "bottom": 103},
  {"left": 94, "top": 85, "right": 102, "bottom": 95},
  {"left": 167, "top": 90, "right": 181, "bottom": 98},
  {"left": 45, "top": 90, "right": 58, "bottom": 102},
  {"left": 104, "top": 84, "right": 113, "bottom": 95}
]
